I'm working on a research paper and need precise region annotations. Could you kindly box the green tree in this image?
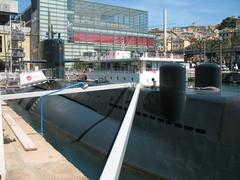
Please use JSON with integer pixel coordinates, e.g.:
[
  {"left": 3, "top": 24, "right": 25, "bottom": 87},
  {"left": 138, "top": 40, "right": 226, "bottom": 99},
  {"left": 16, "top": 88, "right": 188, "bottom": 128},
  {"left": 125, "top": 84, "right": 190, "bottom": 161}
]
[{"left": 217, "top": 17, "right": 237, "bottom": 30}]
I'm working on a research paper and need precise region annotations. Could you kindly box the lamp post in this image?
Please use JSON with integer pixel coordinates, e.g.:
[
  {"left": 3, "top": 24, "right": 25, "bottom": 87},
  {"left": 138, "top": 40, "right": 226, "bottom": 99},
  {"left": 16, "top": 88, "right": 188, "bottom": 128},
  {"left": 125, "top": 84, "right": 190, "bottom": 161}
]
[
  {"left": 203, "top": 39, "right": 206, "bottom": 62},
  {"left": 199, "top": 38, "right": 202, "bottom": 62},
  {"left": 219, "top": 37, "right": 223, "bottom": 69},
  {"left": 219, "top": 37, "right": 223, "bottom": 89}
]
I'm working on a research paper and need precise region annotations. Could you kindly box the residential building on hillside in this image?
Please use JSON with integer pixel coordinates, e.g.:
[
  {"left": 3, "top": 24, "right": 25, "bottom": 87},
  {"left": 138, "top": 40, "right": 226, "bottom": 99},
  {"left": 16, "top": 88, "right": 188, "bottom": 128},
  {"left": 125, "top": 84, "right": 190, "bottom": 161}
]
[
  {"left": 219, "top": 28, "right": 240, "bottom": 40},
  {"left": 236, "top": 18, "right": 240, "bottom": 29},
  {"left": 171, "top": 38, "right": 190, "bottom": 52},
  {"left": 149, "top": 28, "right": 190, "bottom": 53},
  {"left": 149, "top": 28, "right": 177, "bottom": 52}
]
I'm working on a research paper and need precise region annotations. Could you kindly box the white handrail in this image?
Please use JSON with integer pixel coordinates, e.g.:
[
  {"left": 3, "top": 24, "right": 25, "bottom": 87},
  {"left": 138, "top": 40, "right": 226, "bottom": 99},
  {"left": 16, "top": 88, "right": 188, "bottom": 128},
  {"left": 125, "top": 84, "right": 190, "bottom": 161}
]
[
  {"left": 1, "top": 83, "right": 134, "bottom": 101},
  {"left": 100, "top": 83, "right": 142, "bottom": 180},
  {"left": 0, "top": 92, "right": 6, "bottom": 180}
]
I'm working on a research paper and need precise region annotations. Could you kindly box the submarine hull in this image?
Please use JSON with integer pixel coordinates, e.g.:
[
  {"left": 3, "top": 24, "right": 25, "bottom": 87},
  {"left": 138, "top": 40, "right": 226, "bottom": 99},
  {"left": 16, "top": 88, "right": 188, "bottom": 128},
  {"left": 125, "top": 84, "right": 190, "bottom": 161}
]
[{"left": 19, "top": 82, "right": 240, "bottom": 180}]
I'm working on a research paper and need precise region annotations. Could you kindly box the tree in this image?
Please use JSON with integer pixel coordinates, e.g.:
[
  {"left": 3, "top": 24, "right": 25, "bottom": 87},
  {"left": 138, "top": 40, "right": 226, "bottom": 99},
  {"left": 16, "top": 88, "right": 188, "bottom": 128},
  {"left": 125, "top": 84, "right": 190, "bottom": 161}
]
[{"left": 217, "top": 17, "right": 237, "bottom": 30}]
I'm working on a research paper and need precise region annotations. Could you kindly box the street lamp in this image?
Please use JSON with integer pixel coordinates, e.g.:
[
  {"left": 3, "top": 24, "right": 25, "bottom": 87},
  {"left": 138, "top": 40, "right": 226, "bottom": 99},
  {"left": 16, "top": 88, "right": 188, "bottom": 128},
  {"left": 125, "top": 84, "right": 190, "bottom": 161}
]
[
  {"left": 199, "top": 38, "right": 202, "bottom": 62},
  {"left": 219, "top": 37, "right": 223, "bottom": 89},
  {"left": 219, "top": 37, "right": 223, "bottom": 70},
  {"left": 203, "top": 39, "right": 206, "bottom": 62}
]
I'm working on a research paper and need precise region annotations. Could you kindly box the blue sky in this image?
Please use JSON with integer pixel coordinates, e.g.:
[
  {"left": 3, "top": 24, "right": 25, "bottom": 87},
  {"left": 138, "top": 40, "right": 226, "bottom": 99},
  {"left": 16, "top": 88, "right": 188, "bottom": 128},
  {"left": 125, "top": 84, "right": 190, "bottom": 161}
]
[{"left": 19, "top": 0, "right": 240, "bottom": 28}]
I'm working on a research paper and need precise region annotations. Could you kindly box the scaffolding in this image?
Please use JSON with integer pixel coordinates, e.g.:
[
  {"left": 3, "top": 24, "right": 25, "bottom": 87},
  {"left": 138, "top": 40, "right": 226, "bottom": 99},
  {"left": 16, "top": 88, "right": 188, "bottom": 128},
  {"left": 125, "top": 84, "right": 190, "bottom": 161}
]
[{"left": 7, "top": 15, "right": 26, "bottom": 72}]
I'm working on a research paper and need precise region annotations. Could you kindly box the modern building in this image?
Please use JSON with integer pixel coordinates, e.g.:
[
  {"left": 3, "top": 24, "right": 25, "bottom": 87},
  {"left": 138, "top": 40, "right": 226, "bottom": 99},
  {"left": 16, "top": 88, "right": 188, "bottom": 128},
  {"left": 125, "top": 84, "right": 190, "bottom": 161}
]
[{"left": 28, "top": 0, "right": 155, "bottom": 65}]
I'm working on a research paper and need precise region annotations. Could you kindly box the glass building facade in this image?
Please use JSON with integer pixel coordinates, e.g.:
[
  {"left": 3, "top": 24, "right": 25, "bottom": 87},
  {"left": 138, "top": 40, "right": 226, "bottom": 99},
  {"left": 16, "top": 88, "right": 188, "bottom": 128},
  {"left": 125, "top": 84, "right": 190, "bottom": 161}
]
[{"left": 32, "top": 0, "right": 155, "bottom": 62}]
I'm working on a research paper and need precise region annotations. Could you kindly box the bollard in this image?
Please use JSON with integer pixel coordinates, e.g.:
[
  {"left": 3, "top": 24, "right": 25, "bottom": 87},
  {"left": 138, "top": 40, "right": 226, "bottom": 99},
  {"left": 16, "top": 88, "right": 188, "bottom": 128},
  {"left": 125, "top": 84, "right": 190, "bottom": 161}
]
[
  {"left": 195, "top": 63, "right": 221, "bottom": 89},
  {"left": 159, "top": 64, "right": 186, "bottom": 121}
]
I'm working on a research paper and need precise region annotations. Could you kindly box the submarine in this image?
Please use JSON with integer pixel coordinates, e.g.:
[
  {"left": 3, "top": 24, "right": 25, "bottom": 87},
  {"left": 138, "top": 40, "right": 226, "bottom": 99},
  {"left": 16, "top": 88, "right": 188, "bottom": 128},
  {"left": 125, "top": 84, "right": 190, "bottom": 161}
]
[{"left": 12, "top": 39, "right": 240, "bottom": 179}]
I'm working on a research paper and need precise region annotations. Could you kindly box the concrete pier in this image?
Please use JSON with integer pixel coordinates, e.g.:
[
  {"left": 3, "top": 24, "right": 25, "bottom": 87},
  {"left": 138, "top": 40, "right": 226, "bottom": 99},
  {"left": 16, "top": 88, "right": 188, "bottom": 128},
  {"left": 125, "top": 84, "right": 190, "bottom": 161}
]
[{"left": 2, "top": 105, "right": 87, "bottom": 180}]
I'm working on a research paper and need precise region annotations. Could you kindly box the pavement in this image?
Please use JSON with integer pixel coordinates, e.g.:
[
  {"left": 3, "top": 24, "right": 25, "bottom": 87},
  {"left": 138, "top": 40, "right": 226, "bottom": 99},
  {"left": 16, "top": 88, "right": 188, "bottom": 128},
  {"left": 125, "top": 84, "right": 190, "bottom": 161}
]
[{"left": 2, "top": 105, "right": 87, "bottom": 180}]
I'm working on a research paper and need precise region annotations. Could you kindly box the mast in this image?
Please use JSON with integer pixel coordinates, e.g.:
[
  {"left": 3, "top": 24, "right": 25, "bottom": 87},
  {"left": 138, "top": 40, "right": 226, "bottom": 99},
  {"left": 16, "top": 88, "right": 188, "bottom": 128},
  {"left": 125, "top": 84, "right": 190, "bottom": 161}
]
[
  {"left": 163, "top": 8, "right": 167, "bottom": 57},
  {"left": 48, "top": 10, "right": 52, "bottom": 39}
]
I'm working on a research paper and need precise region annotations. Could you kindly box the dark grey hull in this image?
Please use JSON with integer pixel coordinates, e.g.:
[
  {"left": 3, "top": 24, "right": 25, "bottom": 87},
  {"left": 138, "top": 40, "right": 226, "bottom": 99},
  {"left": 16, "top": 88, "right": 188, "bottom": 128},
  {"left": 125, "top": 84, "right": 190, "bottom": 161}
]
[{"left": 19, "top": 82, "right": 240, "bottom": 180}]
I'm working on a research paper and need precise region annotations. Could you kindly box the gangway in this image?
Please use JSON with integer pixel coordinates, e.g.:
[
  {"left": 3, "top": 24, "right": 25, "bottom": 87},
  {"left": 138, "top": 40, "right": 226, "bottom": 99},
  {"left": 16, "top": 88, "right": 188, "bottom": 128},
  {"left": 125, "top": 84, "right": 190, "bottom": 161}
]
[{"left": 100, "top": 83, "right": 142, "bottom": 180}]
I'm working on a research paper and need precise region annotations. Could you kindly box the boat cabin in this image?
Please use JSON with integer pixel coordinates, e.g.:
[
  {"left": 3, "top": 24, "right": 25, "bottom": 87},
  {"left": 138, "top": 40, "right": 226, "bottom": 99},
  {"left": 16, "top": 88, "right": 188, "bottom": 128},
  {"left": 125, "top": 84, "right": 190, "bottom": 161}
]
[{"left": 87, "top": 51, "right": 184, "bottom": 86}]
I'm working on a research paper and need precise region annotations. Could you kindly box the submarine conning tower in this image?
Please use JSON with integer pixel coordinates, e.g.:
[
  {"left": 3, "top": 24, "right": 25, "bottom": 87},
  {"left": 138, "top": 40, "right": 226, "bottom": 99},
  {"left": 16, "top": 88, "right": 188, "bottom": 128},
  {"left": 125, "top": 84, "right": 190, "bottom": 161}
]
[{"left": 38, "top": 39, "right": 65, "bottom": 79}]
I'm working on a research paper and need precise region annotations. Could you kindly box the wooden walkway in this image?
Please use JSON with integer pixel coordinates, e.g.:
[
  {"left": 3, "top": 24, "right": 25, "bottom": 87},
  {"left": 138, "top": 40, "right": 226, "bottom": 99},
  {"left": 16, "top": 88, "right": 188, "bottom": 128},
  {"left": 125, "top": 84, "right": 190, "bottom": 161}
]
[{"left": 2, "top": 105, "right": 87, "bottom": 180}]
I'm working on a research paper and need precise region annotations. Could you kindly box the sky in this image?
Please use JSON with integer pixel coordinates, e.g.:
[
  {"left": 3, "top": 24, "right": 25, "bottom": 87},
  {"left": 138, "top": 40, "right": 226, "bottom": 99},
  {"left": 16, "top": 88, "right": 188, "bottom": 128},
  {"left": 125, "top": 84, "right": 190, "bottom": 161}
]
[{"left": 18, "top": 0, "right": 240, "bottom": 28}]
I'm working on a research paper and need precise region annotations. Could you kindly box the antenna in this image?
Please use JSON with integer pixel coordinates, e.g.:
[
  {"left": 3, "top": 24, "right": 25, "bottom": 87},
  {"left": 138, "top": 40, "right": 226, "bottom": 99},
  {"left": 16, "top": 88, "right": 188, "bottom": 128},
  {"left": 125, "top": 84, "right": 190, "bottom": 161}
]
[
  {"left": 47, "top": 10, "right": 56, "bottom": 39},
  {"left": 163, "top": 8, "right": 167, "bottom": 57},
  {"left": 47, "top": 10, "right": 51, "bottom": 39}
]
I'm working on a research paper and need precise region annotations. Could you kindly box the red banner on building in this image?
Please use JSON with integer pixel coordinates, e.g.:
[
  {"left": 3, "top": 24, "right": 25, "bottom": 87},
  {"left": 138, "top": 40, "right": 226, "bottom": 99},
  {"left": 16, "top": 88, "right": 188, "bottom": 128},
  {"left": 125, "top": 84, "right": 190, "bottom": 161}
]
[{"left": 74, "top": 32, "right": 155, "bottom": 46}]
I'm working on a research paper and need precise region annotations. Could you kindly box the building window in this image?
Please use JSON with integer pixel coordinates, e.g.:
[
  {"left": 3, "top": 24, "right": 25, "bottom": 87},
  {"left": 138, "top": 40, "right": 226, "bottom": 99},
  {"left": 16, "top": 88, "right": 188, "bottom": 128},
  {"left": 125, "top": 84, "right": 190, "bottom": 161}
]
[{"left": 0, "top": 36, "right": 2, "bottom": 52}]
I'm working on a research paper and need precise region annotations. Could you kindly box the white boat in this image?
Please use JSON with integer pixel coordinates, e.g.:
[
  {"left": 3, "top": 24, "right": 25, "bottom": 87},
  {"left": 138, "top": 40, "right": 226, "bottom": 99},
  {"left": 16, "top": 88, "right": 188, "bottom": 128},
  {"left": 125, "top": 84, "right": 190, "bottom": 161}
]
[{"left": 87, "top": 51, "right": 184, "bottom": 86}]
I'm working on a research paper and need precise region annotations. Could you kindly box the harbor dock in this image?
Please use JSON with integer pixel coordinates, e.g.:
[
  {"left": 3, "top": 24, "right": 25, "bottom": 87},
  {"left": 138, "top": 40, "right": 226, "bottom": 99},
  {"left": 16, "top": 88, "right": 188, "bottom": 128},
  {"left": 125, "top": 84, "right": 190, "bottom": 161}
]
[{"left": 2, "top": 104, "right": 87, "bottom": 180}]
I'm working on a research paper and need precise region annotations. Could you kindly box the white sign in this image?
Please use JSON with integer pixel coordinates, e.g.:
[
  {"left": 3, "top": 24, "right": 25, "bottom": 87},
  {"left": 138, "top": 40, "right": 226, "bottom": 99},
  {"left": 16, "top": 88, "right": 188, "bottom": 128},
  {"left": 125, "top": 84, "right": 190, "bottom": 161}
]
[
  {"left": 20, "top": 71, "right": 47, "bottom": 86},
  {"left": 101, "top": 51, "right": 131, "bottom": 60},
  {"left": 114, "top": 51, "right": 131, "bottom": 59}
]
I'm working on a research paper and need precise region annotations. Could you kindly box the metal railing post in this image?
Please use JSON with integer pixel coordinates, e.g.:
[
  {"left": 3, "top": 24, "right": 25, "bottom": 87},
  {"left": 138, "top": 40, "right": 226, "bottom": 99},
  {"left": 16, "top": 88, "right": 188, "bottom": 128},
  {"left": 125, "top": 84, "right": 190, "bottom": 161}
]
[
  {"left": 40, "top": 96, "right": 44, "bottom": 135},
  {"left": 39, "top": 82, "right": 88, "bottom": 135},
  {"left": 219, "top": 38, "right": 223, "bottom": 89},
  {"left": 0, "top": 92, "right": 6, "bottom": 180}
]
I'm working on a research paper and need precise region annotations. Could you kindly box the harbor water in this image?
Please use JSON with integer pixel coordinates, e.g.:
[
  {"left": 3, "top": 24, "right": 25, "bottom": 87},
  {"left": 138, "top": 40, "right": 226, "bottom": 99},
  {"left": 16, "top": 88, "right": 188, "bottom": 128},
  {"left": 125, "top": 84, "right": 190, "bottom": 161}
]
[{"left": 7, "top": 84, "right": 240, "bottom": 179}]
